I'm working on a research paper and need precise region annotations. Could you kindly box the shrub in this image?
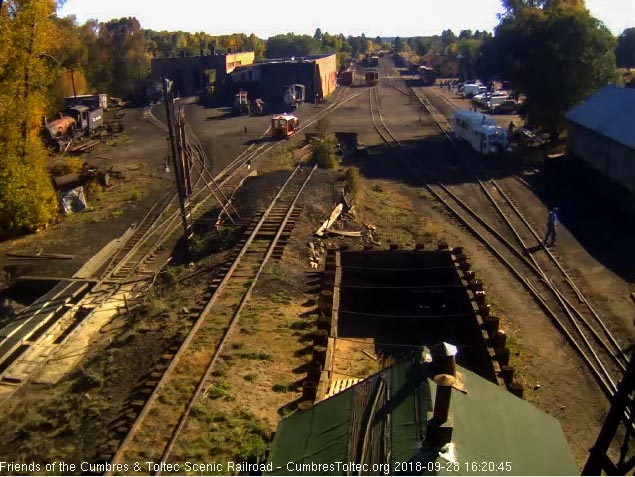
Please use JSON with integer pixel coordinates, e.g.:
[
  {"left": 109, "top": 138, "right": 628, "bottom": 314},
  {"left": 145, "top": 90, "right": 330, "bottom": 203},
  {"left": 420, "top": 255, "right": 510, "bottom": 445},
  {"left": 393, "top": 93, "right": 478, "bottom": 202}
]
[
  {"left": 84, "top": 180, "right": 103, "bottom": 201},
  {"left": 313, "top": 138, "right": 337, "bottom": 169},
  {"left": 0, "top": 142, "right": 58, "bottom": 237}
]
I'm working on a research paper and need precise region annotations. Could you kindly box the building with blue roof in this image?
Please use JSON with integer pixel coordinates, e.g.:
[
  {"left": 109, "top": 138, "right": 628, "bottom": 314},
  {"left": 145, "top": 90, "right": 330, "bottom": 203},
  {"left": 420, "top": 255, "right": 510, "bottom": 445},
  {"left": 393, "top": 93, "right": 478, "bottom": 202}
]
[{"left": 564, "top": 85, "right": 635, "bottom": 216}]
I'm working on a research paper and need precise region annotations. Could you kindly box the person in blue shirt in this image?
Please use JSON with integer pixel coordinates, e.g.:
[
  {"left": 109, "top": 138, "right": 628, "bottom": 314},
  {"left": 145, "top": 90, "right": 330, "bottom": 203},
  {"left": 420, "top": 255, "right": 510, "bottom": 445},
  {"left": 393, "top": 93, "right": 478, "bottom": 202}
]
[{"left": 544, "top": 207, "right": 559, "bottom": 246}]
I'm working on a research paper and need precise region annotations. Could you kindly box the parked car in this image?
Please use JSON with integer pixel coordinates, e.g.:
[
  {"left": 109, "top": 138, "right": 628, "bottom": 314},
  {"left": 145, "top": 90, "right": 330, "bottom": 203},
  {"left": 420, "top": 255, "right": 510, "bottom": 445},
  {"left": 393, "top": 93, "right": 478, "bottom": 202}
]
[{"left": 491, "top": 100, "right": 521, "bottom": 115}]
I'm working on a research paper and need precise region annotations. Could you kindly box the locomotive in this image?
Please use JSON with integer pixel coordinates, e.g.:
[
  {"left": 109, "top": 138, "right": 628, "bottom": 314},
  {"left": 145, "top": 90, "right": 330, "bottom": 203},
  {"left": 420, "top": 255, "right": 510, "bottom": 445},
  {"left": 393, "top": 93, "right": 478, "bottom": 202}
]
[{"left": 43, "top": 105, "right": 104, "bottom": 151}]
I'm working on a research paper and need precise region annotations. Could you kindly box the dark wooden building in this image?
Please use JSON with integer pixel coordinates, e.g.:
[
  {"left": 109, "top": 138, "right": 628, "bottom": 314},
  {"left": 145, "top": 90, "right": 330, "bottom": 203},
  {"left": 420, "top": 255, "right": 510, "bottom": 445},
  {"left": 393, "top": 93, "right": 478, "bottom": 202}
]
[{"left": 565, "top": 86, "right": 635, "bottom": 217}]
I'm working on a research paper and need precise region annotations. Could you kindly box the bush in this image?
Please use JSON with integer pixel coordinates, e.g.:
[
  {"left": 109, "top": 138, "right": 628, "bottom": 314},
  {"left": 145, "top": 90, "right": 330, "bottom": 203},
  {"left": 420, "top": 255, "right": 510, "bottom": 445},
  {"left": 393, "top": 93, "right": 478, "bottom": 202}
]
[
  {"left": 59, "top": 157, "right": 86, "bottom": 175},
  {"left": 313, "top": 138, "right": 337, "bottom": 169},
  {"left": 0, "top": 142, "right": 58, "bottom": 237},
  {"left": 84, "top": 180, "right": 103, "bottom": 201}
]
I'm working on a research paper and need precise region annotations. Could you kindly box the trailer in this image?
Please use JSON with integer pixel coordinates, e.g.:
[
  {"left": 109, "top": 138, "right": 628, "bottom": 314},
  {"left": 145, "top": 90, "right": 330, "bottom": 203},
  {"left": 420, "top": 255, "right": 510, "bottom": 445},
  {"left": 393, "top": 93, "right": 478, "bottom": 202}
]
[{"left": 452, "top": 109, "right": 507, "bottom": 155}]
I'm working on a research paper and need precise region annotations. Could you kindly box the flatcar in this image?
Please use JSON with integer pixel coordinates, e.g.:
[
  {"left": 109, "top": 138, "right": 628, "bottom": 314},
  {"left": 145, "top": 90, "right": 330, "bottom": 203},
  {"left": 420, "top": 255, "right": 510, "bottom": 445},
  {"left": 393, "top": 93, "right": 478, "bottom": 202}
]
[
  {"left": 365, "top": 69, "right": 379, "bottom": 86},
  {"left": 271, "top": 114, "right": 299, "bottom": 139}
]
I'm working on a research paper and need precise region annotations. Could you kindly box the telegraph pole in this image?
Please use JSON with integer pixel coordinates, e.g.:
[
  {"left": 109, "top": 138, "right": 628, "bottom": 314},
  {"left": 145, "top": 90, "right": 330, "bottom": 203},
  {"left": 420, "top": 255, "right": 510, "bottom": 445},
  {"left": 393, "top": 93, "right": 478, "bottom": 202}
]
[{"left": 163, "top": 78, "right": 193, "bottom": 255}]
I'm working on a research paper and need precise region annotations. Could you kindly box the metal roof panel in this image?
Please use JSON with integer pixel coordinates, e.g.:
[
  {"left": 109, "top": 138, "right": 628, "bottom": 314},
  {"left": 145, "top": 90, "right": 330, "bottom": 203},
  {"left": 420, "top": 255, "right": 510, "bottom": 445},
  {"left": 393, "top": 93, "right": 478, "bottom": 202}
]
[{"left": 565, "top": 85, "right": 635, "bottom": 149}]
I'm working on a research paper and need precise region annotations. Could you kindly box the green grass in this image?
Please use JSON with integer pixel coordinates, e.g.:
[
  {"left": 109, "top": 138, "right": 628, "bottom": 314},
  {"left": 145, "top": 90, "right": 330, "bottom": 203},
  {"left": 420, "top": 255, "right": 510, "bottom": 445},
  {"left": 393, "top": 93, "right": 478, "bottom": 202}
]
[
  {"left": 125, "top": 189, "right": 142, "bottom": 201},
  {"left": 272, "top": 382, "right": 294, "bottom": 393},
  {"left": 208, "top": 379, "right": 232, "bottom": 399},
  {"left": 236, "top": 350, "right": 272, "bottom": 361}
]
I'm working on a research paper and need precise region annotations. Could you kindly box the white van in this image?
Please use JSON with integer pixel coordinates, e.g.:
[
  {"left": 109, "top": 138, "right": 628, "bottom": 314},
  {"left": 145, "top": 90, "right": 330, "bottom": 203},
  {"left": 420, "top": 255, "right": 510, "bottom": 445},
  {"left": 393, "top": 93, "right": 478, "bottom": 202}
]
[
  {"left": 461, "top": 84, "right": 481, "bottom": 98},
  {"left": 452, "top": 109, "right": 508, "bottom": 155}
]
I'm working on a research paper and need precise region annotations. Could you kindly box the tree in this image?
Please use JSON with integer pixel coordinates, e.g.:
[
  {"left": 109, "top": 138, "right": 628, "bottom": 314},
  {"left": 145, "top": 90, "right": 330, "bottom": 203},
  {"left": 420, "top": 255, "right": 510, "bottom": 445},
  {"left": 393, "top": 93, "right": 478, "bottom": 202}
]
[
  {"left": 313, "top": 28, "right": 322, "bottom": 41},
  {"left": 616, "top": 28, "right": 635, "bottom": 67},
  {"left": 486, "top": 2, "right": 617, "bottom": 134},
  {"left": 97, "top": 17, "right": 150, "bottom": 98},
  {"left": 247, "top": 33, "right": 266, "bottom": 60},
  {"left": 457, "top": 38, "right": 482, "bottom": 80},
  {"left": 414, "top": 37, "right": 430, "bottom": 56},
  {"left": 440, "top": 29, "right": 456, "bottom": 46},
  {"left": 0, "top": 0, "right": 58, "bottom": 236},
  {"left": 265, "top": 33, "right": 321, "bottom": 58}
]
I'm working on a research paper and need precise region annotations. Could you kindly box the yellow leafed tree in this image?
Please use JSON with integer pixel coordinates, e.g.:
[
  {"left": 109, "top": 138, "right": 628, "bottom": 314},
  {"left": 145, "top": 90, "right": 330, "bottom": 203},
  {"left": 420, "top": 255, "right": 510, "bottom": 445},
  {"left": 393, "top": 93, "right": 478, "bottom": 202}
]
[{"left": 0, "top": 0, "right": 59, "bottom": 237}]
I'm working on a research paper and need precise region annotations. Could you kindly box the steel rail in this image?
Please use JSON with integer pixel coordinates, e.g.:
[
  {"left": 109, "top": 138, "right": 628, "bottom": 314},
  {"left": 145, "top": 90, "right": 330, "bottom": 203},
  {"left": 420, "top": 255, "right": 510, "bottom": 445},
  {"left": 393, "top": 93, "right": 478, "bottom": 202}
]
[
  {"left": 108, "top": 164, "right": 314, "bottom": 469},
  {"left": 157, "top": 164, "right": 318, "bottom": 469},
  {"left": 368, "top": 76, "right": 618, "bottom": 397},
  {"left": 386, "top": 75, "right": 628, "bottom": 371},
  {"left": 403, "top": 84, "right": 629, "bottom": 371}
]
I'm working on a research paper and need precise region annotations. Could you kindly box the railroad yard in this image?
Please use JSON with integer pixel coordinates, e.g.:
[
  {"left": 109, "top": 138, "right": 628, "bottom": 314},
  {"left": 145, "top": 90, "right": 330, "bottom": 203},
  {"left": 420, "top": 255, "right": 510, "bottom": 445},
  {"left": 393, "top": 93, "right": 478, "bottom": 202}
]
[{"left": 0, "top": 52, "right": 634, "bottom": 475}]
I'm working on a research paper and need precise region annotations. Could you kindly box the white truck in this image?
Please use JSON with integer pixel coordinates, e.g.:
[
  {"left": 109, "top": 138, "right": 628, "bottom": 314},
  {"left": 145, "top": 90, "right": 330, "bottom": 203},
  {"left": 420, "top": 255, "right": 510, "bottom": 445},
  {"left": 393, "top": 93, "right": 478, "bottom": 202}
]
[{"left": 452, "top": 109, "right": 508, "bottom": 155}]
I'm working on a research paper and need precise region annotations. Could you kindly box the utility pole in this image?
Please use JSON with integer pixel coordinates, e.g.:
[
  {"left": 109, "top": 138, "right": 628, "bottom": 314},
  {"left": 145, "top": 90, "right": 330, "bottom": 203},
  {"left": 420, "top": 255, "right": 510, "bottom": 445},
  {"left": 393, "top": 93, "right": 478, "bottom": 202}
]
[
  {"left": 163, "top": 77, "right": 193, "bottom": 255},
  {"left": 69, "top": 68, "right": 78, "bottom": 105}
]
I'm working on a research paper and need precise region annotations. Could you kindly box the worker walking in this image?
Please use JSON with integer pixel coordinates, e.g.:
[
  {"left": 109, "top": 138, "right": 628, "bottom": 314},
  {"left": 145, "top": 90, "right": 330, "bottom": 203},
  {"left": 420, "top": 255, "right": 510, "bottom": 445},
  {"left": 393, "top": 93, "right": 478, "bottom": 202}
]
[{"left": 543, "top": 207, "right": 559, "bottom": 246}]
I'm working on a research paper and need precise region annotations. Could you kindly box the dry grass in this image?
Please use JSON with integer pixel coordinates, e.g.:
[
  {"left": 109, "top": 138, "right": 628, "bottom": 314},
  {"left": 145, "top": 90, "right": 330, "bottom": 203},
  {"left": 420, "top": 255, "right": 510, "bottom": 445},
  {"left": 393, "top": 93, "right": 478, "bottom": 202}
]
[{"left": 358, "top": 179, "right": 446, "bottom": 247}]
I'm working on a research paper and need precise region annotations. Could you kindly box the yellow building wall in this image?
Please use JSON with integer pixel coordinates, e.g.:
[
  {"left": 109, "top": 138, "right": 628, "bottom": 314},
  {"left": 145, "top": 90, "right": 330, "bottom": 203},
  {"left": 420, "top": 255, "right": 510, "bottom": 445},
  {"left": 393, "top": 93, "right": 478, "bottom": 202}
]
[
  {"left": 315, "top": 54, "right": 338, "bottom": 99},
  {"left": 225, "top": 52, "right": 256, "bottom": 73}
]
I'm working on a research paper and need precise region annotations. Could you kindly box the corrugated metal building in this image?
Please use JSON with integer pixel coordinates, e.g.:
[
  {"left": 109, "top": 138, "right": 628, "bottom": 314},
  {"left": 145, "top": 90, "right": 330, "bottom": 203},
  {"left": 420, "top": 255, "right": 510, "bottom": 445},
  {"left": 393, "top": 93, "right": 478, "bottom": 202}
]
[
  {"left": 229, "top": 54, "right": 337, "bottom": 108},
  {"left": 266, "top": 355, "right": 577, "bottom": 475},
  {"left": 565, "top": 86, "right": 635, "bottom": 215},
  {"left": 151, "top": 51, "right": 255, "bottom": 97}
]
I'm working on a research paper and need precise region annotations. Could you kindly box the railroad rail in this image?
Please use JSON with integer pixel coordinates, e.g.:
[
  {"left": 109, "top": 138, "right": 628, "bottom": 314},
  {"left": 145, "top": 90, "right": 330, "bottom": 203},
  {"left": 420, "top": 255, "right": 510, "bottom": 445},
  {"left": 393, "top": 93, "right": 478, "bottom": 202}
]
[
  {"left": 368, "top": 65, "right": 628, "bottom": 400},
  {"left": 0, "top": 87, "right": 360, "bottom": 400},
  {"left": 106, "top": 164, "right": 316, "bottom": 469}
]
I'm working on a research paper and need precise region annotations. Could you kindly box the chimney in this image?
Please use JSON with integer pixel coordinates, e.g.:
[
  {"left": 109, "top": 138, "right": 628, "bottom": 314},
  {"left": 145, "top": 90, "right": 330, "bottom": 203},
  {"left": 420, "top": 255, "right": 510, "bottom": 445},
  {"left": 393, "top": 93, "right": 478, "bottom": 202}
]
[
  {"left": 426, "top": 342, "right": 457, "bottom": 446},
  {"left": 429, "top": 342, "right": 457, "bottom": 377}
]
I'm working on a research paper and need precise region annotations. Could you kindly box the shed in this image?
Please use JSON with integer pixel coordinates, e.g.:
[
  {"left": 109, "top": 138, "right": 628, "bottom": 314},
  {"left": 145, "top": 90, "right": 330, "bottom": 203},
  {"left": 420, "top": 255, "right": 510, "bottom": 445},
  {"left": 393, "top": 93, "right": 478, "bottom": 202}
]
[
  {"left": 564, "top": 86, "right": 635, "bottom": 215},
  {"left": 228, "top": 54, "right": 337, "bottom": 109},
  {"left": 266, "top": 354, "right": 577, "bottom": 476}
]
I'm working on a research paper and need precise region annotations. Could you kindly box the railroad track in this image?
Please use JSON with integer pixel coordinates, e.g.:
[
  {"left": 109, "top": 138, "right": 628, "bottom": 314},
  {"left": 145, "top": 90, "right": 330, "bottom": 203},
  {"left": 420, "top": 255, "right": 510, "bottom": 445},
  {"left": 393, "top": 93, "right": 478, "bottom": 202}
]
[
  {"left": 105, "top": 164, "right": 316, "bottom": 470},
  {"left": 0, "top": 87, "right": 360, "bottom": 401},
  {"left": 369, "top": 64, "right": 628, "bottom": 399}
]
